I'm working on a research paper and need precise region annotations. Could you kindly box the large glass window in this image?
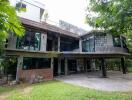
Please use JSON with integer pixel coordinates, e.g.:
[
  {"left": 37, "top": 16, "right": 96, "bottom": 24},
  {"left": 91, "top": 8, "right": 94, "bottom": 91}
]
[
  {"left": 16, "top": 1, "right": 27, "bottom": 12},
  {"left": 82, "top": 36, "right": 95, "bottom": 52},
  {"left": 17, "top": 30, "right": 41, "bottom": 51},
  {"left": 60, "top": 37, "right": 79, "bottom": 52},
  {"left": 113, "top": 37, "right": 121, "bottom": 47},
  {"left": 121, "top": 37, "right": 127, "bottom": 48},
  {"left": 23, "top": 57, "right": 51, "bottom": 70}
]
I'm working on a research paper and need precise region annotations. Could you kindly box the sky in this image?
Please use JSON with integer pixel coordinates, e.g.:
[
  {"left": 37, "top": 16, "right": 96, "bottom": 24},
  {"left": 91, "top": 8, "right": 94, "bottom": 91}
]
[{"left": 40, "top": 0, "right": 93, "bottom": 31}]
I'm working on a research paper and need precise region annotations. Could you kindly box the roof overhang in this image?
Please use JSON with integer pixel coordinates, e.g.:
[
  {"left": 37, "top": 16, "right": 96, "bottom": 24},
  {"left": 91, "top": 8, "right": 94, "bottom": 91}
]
[
  {"left": 59, "top": 52, "right": 130, "bottom": 58},
  {"left": 5, "top": 49, "right": 130, "bottom": 59},
  {"left": 20, "top": 17, "right": 79, "bottom": 38},
  {"left": 5, "top": 49, "right": 60, "bottom": 58}
]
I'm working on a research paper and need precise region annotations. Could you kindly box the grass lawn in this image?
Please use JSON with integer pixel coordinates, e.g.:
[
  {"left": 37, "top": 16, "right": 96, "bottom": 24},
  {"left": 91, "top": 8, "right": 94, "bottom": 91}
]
[{"left": 0, "top": 80, "right": 132, "bottom": 100}]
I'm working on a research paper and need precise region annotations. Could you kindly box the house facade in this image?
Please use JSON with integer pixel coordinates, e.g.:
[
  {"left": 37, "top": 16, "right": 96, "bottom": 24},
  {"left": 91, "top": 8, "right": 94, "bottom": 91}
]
[{"left": 6, "top": 0, "right": 129, "bottom": 81}]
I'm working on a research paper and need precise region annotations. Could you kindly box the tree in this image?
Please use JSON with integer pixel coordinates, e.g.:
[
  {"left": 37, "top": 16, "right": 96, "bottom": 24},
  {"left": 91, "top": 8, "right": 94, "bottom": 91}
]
[
  {"left": 86, "top": 0, "right": 131, "bottom": 34},
  {"left": 85, "top": 0, "right": 132, "bottom": 52},
  {"left": 0, "top": 0, "right": 25, "bottom": 55}
]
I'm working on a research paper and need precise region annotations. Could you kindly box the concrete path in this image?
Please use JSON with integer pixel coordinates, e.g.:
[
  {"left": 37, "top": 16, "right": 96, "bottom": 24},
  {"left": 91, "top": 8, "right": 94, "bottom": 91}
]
[{"left": 55, "top": 71, "right": 132, "bottom": 92}]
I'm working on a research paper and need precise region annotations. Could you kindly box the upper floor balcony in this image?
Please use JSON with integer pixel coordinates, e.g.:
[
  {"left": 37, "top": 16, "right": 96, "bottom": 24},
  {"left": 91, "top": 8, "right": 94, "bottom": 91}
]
[
  {"left": 81, "top": 32, "right": 129, "bottom": 54},
  {"left": 5, "top": 17, "right": 129, "bottom": 56}
]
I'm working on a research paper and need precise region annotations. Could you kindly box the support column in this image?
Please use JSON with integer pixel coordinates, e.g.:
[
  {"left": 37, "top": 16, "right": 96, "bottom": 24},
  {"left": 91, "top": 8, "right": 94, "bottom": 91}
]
[
  {"left": 77, "top": 59, "right": 80, "bottom": 72},
  {"left": 121, "top": 57, "right": 126, "bottom": 74},
  {"left": 58, "top": 58, "right": 61, "bottom": 75},
  {"left": 58, "top": 35, "right": 60, "bottom": 52},
  {"left": 101, "top": 58, "right": 107, "bottom": 78},
  {"left": 16, "top": 56, "right": 23, "bottom": 82},
  {"left": 40, "top": 33, "right": 47, "bottom": 51},
  {"left": 65, "top": 58, "right": 68, "bottom": 75},
  {"left": 84, "top": 58, "right": 87, "bottom": 72},
  {"left": 91, "top": 59, "right": 96, "bottom": 71},
  {"left": 79, "top": 38, "right": 82, "bottom": 52},
  {"left": 51, "top": 57, "right": 54, "bottom": 78},
  {"left": 51, "top": 57, "right": 54, "bottom": 69}
]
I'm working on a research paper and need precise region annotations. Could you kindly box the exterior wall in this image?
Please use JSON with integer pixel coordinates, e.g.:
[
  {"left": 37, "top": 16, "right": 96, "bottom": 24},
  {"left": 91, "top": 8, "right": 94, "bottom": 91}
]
[
  {"left": 9, "top": 0, "right": 45, "bottom": 22},
  {"left": 95, "top": 46, "right": 128, "bottom": 53},
  {"left": 17, "top": 2, "right": 40, "bottom": 22},
  {"left": 7, "top": 34, "right": 17, "bottom": 49},
  {"left": 95, "top": 34, "right": 128, "bottom": 53},
  {"left": 40, "top": 33, "right": 47, "bottom": 51},
  {"left": 106, "top": 34, "right": 113, "bottom": 46},
  {"left": 18, "top": 68, "right": 53, "bottom": 81}
]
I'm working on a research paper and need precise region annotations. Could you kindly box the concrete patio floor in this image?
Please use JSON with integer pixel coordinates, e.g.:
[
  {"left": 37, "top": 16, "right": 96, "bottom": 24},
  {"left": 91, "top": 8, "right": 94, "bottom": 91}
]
[{"left": 55, "top": 71, "right": 132, "bottom": 92}]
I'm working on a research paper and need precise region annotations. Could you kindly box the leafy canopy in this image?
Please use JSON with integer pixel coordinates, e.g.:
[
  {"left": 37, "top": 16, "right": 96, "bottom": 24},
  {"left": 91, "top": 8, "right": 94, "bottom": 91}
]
[
  {"left": 86, "top": 0, "right": 132, "bottom": 35},
  {"left": 86, "top": 0, "right": 132, "bottom": 53},
  {"left": 0, "top": 0, "right": 25, "bottom": 54}
]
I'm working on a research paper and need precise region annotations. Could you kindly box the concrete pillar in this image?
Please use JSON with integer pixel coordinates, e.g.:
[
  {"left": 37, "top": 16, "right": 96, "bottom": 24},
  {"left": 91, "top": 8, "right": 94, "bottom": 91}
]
[
  {"left": 7, "top": 33, "right": 17, "bottom": 49},
  {"left": 91, "top": 59, "right": 96, "bottom": 70},
  {"left": 77, "top": 59, "right": 80, "bottom": 72},
  {"left": 58, "top": 36, "right": 60, "bottom": 52},
  {"left": 84, "top": 58, "right": 87, "bottom": 72},
  {"left": 120, "top": 36, "right": 123, "bottom": 48},
  {"left": 65, "top": 58, "right": 68, "bottom": 75},
  {"left": 121, "top": 57, "right": 126, "bottom": 74},
  {"left": 58, "top": 58, "right": 61, "bottom": 75},
  {"left": 40, "top": 33, "right": 47, "bottom": 51},
  {"left": 16, "top": 56, "right": 23, "bottom": 82},
  {"left": 79, "top": 38, "right": 82, "bottom": 52},
  {"left": 101, "top": 58, "right": 107, "bottom": 78},
  {"left": 51, "top": 57, "right": 54, "bottom": 69}
]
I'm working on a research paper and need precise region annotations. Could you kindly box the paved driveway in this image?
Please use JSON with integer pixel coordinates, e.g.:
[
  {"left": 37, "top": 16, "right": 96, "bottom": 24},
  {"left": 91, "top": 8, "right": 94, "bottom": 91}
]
[{"left": 56, "top": 71, "right": 132, "bottom": 92}]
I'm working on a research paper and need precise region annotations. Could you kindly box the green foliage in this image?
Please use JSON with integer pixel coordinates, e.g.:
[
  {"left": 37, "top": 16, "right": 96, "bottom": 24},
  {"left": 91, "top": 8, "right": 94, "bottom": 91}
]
[
  {"left": 86, "top": 0, "right": 132, "bottom": 35},
  {"left": 0, "top": 57, "right": 17, "bottom": 74},
  {"left": 86, "top": 0, "right": 132, "bottom": 53},
  {"left": 0, "top": 0, "right": 25, "bottom": 55}
]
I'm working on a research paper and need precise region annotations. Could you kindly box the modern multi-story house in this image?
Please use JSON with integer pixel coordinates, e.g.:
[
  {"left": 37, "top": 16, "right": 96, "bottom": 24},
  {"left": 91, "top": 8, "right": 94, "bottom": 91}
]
[{"left": 6, "top": 0, "right": 129, "bottom": 81}]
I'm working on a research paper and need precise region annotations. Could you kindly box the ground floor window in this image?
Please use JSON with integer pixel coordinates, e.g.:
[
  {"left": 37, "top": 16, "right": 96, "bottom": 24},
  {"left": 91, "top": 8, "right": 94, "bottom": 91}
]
[{"left": 23, "top": 57, "right": 51, "bottom": 70}]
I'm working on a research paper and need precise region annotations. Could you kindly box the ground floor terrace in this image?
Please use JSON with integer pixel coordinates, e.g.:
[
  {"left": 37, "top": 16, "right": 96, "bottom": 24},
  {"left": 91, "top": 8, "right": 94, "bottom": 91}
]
[
  {"left": 4, "top": 49, "right": 129, "bottom": 83},
  {"left": 56, "top": 71, "right": 132, "bottom": 92}
]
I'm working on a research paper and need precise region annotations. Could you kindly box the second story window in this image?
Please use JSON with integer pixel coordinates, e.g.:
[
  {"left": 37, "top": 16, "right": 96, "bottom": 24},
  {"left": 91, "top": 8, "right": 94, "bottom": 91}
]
[
  {"left": 16, "top": 30, "right": 41, "bottom": 51},
  {"left": 121, "top": 37, "right": 127, "bottom": 48},
  {"left": 113, "top": 36, "right": 121, "bottom": 47},
  {"left": 82, "top": 36, "right": 95, "bottom": 52},
  {"left": 16, "top": 1, "right": 27, "bottom": 12}
]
